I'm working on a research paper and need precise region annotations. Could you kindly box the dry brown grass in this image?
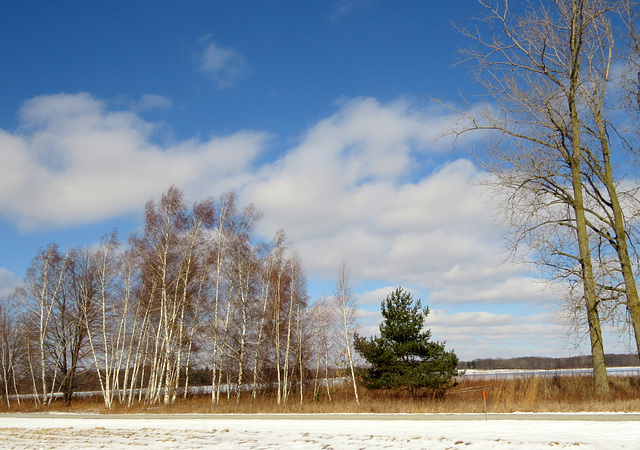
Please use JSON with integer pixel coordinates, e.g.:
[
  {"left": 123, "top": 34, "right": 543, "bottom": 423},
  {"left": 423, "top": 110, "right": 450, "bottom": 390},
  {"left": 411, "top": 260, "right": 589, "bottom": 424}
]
[{"left": 2, "top": 375, "right": 640, "bottom": 414}]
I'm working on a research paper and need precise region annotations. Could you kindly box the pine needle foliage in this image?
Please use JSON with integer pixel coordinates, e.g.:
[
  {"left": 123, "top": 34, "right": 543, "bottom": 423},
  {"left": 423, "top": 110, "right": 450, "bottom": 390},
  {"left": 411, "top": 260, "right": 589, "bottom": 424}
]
[{"left": 354, "top": 287, "right": 459, "bottom": 396}]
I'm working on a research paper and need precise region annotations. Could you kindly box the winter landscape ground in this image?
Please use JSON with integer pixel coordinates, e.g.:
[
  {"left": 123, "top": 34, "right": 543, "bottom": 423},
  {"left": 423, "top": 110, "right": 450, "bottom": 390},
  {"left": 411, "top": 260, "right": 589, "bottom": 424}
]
[
  {"left": 1, "top": 413, "right": 639, "bottom": 449},
  {"left": 3, "top": 371, "right": 640, "bottom": 448}
]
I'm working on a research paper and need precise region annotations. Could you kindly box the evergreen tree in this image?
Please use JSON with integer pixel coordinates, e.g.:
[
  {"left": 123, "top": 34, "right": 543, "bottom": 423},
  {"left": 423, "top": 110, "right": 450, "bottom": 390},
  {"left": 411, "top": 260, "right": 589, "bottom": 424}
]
[{"left": 354, "top": 287, "right": 458, "bottom": 396}]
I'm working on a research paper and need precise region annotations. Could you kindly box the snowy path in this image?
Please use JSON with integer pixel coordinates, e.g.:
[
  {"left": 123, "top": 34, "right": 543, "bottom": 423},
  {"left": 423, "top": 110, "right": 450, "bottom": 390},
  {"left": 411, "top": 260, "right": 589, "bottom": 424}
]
[{"left": 0, "top": 413, "right": 638, "bottom": 449}]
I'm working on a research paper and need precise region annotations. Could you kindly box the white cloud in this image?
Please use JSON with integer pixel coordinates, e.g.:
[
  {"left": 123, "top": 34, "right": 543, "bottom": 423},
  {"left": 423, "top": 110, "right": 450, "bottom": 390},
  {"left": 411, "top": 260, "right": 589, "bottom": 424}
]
[
  {"left": 358, "top": 285, "right": 424, "bottom": 306},
  {"left": 134, "top": 94, "right": 172, "bottom": 112},
  {"left": 430, "top": 275, "right": 552, "bottom": 305},
  {"left": 426, "top": 310, "right": 567, "bottom": 359},
  {"left": 196, "top": 37, "right": 250, "bottom": 89},
  {"left": 238, "top": 97, "right": 547, "bottom": 306},
  {"left": 353, "top": 298, "right": 569, "bottom": 360},
  {"left": 0, "top": 92, "right": 268, "bottom": 230},
  {"left": 359, "top": 286, "right": 396, "bottom": 306},
  {"left": 0, "top": 268, "right": 19, "bottom": 298},
  {"left": 330, "top": 0, "right": 374, "bottom": 20}
]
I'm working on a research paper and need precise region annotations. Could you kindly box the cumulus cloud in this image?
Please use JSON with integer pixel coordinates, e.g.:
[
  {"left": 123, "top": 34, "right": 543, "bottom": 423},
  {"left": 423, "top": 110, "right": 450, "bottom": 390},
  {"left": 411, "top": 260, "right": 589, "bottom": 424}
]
[
  {"left": 425, "top": 310, "right": 569, "bottom": 359},
  {"left": 0, "top": 268, "right": 19, "bottom": 298},
  {"left": 359, "top": 286, "right": 422, "bottom": 306},
  {"left": 0, "top": 92, "right": 268, "bottom": 229},
  {"left": 430, "top": 276, "right": 551, "bottom": 305},
  {"left": 196, "top": 37, "right": 250, "bottom": 89},
  {"left": 133, "top": 94, "right": 172, "bottom": 112},
  {"left": 239, "top": 96, "right": 546, "bottom": 306},
  {"left": 353, "top": 302, "right": 567, "bottom": 360}
]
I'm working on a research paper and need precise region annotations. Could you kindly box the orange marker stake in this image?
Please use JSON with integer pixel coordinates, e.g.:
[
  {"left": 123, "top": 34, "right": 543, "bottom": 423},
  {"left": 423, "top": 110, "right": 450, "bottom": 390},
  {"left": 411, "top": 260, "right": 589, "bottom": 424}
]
[{"left": 483, "top": 390, "right": 487, "bottom": 421}]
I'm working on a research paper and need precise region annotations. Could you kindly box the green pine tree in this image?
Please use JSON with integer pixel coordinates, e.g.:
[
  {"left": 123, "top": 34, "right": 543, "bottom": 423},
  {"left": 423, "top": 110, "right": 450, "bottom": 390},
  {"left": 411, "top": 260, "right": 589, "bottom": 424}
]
[{"left": 354, "top": 287, "right": 459, "bottom": 396}]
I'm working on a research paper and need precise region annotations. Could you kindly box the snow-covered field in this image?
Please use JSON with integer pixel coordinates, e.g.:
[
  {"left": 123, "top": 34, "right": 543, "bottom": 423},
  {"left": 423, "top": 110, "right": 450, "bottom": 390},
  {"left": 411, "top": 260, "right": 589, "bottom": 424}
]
[
  {"left": 462, "top": 367, "right": 640, "bottom": 379},
  {"left": 1, "top": 413, "right": 639, "bottom": 449}
]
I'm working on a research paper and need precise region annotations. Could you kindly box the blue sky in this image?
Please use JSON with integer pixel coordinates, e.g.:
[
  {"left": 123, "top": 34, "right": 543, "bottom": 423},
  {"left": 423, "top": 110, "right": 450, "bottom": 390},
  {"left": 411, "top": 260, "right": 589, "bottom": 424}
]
[{"left": 0, "top": 0, "right": 633, "bottom": 360}]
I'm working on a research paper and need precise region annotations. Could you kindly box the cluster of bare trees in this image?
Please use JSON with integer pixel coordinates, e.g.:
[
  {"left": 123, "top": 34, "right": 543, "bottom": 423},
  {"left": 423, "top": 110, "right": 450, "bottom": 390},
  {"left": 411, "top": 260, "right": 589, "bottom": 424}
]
[
  {"left": 0, "top": 187, "right": 361, "bottom": 408},
  {"left": 452, "top": 0, "right": 640, "bottom": 394}
]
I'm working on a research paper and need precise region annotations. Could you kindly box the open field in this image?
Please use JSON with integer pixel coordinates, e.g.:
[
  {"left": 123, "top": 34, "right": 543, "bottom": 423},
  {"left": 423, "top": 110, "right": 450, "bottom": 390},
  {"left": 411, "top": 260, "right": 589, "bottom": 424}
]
[
  {"left": 2, "top": 375, "right": 640, "bottom": 448},
  {"left": 5, "top": 373, "right": 640, "bottom": 415}
]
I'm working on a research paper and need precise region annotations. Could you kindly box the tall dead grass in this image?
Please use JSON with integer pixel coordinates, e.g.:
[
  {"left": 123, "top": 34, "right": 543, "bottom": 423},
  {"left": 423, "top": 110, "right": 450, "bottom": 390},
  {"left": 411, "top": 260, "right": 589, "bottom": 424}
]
[{"left": 2, "top": 375, "right": 640, "bottom": 414}]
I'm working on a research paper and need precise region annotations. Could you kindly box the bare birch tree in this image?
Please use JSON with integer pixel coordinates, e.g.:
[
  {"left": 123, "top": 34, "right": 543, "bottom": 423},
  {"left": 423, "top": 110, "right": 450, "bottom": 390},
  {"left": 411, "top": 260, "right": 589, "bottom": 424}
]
[
  {"left": 58, "top": 248, "right": 96, "bottom": 406},
  {"left": 206, "top": 191, "right": 238, "bottom": 404},
  {"left": 270, "top": 244, "right": 288, "bottom": 405},
  {"left": 332, "top": 260, "right": 360, "bottom": 405},
  {"left": 250, "top": 229, "right": 287, "bottom": 400},
  {"left": 281, "top": 252, "right": 307, "bottom": 404},
  {"left": 308, "top": 296, "right": 336, "bottom": 402},
  {"left": 81, "top": 232, "right": 138, "bottom": 409},
  {"left": 0, "top": 295, "right": 23, "bottom": 408},
  {"left": 223, "top": 224, "right": 261, "bottom": 403},
  {"left": 20, "top": 244, "right": 76, "bottom": 404},
  {"left": 131, "top": 186, "right": 214, "bottom": 404}
]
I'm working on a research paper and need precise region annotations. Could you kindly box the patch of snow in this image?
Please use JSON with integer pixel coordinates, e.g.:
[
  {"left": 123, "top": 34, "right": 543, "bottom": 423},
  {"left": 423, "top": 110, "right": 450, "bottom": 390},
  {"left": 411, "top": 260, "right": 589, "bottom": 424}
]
[
  {"left": 0, "top": 414, "right": 638, "bottom": 448},
  {"left": 461, "top": 367, "right": 640, "bottom": 379}
]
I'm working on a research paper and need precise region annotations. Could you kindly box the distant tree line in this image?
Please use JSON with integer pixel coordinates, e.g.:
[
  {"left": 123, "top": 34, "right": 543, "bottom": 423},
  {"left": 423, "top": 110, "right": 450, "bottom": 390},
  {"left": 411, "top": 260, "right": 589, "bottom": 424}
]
[{"left": 462, "top": 354, "right": 640, "bottom": 371}]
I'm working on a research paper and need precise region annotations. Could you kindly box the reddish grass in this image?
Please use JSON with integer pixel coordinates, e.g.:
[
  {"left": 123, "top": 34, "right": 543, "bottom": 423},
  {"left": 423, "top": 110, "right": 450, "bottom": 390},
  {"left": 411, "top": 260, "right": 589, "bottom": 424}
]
[{"left": 2, "top": 375, "right": 639, "bottom": 414}]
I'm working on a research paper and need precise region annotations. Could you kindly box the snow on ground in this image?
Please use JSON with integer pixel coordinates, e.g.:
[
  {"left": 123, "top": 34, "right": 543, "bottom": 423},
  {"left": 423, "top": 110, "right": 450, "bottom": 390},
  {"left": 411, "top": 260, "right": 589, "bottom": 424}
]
[
  {"left": 1, "top": 414, "right": 639, "bottom": 449},
  {"left": 461, "top": 367, "right": 640, "bottom": 379}
]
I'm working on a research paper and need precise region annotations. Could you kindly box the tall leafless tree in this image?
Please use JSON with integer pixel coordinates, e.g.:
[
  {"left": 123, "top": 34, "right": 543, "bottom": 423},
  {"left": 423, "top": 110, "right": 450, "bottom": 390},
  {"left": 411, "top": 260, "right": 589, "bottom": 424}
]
[
  {"left": 0, "top": 295, "right": 24, "bottom": 408},
  {"left": 332, "top": 260, "right": 360, "bottom": 405},
  {"left": 450, "top": 0, "right": 640, "bottom": 395}
]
